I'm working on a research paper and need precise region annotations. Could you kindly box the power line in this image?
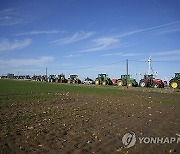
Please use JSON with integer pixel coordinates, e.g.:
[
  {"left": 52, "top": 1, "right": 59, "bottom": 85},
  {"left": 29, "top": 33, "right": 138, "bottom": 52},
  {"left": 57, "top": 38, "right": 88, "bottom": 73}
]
[
  {"left": 49, "top": 59, "right": 180, "bottom": 71},
  {"left": 51, "top": 60, "right": 125, "bottom": 71},
  {"left": 129, "top": 59, "right": 180, "bottom": 63}
]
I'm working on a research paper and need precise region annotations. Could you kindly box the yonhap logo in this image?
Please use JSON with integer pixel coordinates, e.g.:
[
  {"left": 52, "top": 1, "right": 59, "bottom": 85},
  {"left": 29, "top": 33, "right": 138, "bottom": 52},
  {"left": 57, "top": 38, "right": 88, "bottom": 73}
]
[
  {"left": 122, "top": 132, "right": 180, "bottom": 149},
  {"left": 122, "top": 132, "right": 136, "bottom": 148}
]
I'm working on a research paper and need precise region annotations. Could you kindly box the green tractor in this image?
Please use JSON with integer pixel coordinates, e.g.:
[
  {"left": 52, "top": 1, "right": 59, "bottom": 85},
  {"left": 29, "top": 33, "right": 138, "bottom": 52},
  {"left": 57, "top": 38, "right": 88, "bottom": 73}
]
[
  {"left": 95, "top": 73, "right": 113, "bottom": 85},
  {"left": 117, "top": 75, "right": 138, "bottom": 87},
  {"left": 169, "top": 73, "right": 180, "bottom": 89},
  {"left": 55, "top": 73, "right": 67, "bottom": 83},
  {"left": 67, "top": 74, "right": 81, "bottom": 84}
]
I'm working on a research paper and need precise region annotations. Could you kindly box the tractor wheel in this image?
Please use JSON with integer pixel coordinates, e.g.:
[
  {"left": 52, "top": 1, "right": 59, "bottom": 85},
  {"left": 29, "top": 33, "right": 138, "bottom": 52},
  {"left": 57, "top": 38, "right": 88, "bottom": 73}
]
[
  {"left": 153, "top": 83, "right": 160, "bottom": 88},
  {"left": 102, "top": 80, "right": 107, "bottom": 85},
  {"left": 117, "top": 80, "right": 123, "bottom": 86},
  {"left": 160, "top": 83, "right": 164, "bottom": 88},
  {"left": 128, "top": 82, "right": 132, "bottom": 87},
  {"left": 139, "top": 81, "right": 147, "bottom": 87},
  {"left": 170, "top": 80, "right": 179, "bottom": 89},
  {"left": 95, "top": 79, "right": 99, "bottom": 85}
]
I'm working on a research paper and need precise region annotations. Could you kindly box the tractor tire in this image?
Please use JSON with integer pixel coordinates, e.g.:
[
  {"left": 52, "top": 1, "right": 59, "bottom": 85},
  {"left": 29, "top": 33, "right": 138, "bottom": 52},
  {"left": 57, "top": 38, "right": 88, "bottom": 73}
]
[
  {"left": 153, "top": 83, "right": 160, "bottom": 88},
  {"left": 160, "top": 83, "right": 164, "bottom": 88},
  {"left": 117, "top": 80, "right": 123, "bottom": 86},
  {"left": 169, "top": 80, "right": 180, "bottom": 89},
  {"left": 139, "top": 81, "right": 147, "bottom": 87},
  {"left": 128, "top": 82, "right": 132, "bottom": 87},
  {"left": 95, "top": 79, "right": 99, "bottom": 85},
  {"left": 102, "top": 80, "right": 107, "bottom": 85}
]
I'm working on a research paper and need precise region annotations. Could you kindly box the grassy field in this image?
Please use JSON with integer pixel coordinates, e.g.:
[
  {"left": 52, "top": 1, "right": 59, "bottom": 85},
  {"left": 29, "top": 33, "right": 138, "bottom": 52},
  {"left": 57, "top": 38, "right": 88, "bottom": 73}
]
[
  {"left": 0, "top": 79, "right": 180, "bottom": 153},
  {"left": 0, "top": 79, "right": 129, "bottom": 105},
  {"left": 0, "top": 79, "right": 179, "bottom": 105}
]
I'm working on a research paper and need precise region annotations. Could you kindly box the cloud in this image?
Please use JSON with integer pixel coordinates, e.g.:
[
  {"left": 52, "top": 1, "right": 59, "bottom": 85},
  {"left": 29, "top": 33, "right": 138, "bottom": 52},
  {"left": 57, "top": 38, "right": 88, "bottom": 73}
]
[
  {"left": 0, "top": 56, "right": 54, "bottom": 67},
  {"left": 0, "top": 8, "right": 24, "bottom": 26},
  {"left": 65, "top": 54, "right": 82, "bottom": 58},
  {"left": 75, "top": 37, "right": 122, "bottom": 53},
  {"left": 101, "top": 50, "right": 180, "bottom": 57},
  {"left": 154, "top": 50, "right": 180, "bottom": 56},
  {"left": 0, "top": 38, "right": 31, "bottom": 52},
  {"left": 51, "top": 31, "right": 94, "bottom": 45},
  {"left": 101, "top": 52, "right": 145, "bottom": 57},
  {"left": 155, "top": 26, "right": 180, "bottom": 35},
  {"left": 117, "top": 20, "right": 180, "bottom": 38},
  {"left": 14, "top": 30, "right": 62, "bottom": 36},
  {"left": 0, "top": 8, "right": 16, "bottom": 14}
]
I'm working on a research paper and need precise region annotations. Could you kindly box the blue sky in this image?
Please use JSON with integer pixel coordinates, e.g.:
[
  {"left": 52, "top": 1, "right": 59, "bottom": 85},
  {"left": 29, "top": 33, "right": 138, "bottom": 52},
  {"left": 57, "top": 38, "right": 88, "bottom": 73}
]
[{"left": 0, "top": 0, "right": 180, "bottom": 81}]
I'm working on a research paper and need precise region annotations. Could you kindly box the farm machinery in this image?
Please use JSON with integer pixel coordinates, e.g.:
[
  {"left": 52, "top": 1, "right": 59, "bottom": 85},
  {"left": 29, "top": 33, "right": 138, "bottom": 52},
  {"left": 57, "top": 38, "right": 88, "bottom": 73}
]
[
  {"left": 40, "top": 75, "right": 47, "bottom": 82},
  {"left": 67, "top": 74, "right": 81, "bottom": 84},
  {"left": 139, "top": 74, "right": 164, "bottom": 88},
  {"left": 48, "top": 75, "right": 56, "bottom": 82},
  {"left": 55, "top": 74, "right": 67, "bottom": 83},
  {"left": 95, "top": 73, "right": 112, "bottom": 85},
  {"left": 117, "top": 75, "right": 138, "bottom": 87},
  {"left": 169, "top": 73, "right": 180, "bottom": 89},
  {"left": 82, "top": 77, "right": 95, "bottom": 84},
  {"left": 32, "top": 75, "right": 41, "bottom": 81}
]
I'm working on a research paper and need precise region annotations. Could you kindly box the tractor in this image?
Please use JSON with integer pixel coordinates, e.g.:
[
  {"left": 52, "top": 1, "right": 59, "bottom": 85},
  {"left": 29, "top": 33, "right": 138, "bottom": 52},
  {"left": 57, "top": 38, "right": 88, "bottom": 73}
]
[
  {"left": 169, "top": 73, "right": 180, "bottom": 89},
  {"left": 32, "top": 75, "right": 41, "bottom": 81},
  {"left": 48, "top": 75, "right": 56, "bottom": 82},
  {"left": 117, "top": 75, "right": 138, "bottom": 87},
  {"left": 55, "top": 74, "right": 67, "bottom": 83},
  {"left": 40, "top": 75, "right": 47, "bottom": 82},
  {"left": 139, "top": 74, "right": 164, "bottom": 88},
  {"left": 67, "top": 74, "right": 81, "bottom": 84},
  {"left": 95, "top": 73, "right": 112, "bottom": 85}
]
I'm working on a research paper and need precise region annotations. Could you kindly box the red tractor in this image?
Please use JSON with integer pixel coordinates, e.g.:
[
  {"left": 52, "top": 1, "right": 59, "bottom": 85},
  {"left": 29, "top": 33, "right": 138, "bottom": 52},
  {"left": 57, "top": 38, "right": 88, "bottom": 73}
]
[{"left": 139, "top": 74, "right": 164, "bottom": 88}]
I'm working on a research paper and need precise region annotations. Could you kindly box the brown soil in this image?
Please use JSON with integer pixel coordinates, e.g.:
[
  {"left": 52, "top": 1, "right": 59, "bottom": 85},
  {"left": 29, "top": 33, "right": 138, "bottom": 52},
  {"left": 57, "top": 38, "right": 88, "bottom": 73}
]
[{"left": 0, "top": 91, "right": 179, "bottom": 154}]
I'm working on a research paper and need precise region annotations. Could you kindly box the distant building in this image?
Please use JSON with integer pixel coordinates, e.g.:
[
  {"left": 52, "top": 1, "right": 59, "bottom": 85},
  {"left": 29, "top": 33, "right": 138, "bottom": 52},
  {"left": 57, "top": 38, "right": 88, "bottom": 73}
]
[{"left": 7, "top": 73, "right": 14, "bottom": 79}]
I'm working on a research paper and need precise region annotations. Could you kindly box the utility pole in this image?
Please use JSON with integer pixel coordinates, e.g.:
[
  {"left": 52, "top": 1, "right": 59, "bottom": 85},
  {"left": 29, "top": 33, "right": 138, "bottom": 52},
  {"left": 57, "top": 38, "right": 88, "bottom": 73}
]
[
  {"left": 148, "top": 55, "right": 152, "bottom": 75},
  {"left": 46, "top": 67, "right": 48, "bottom": 82},
  {"left": 126, "top": 59, "right": 128, "bottom": 89}
]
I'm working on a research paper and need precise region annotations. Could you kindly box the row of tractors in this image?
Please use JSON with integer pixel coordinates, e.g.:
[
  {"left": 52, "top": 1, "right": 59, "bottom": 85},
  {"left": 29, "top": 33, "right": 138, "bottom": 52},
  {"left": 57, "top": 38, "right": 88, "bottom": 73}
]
[
  {"left": 32, "top": 74, "right": 81, "bottom": 84},
  {"left": 31, "top": 73, "right": 180, "bottom": 89}
]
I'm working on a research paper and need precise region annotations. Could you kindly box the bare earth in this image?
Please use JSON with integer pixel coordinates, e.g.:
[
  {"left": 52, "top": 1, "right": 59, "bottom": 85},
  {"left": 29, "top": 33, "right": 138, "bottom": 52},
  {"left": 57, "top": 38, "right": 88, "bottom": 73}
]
[{"left": 0, "top": 90, "right": 180, "bottom": 154}]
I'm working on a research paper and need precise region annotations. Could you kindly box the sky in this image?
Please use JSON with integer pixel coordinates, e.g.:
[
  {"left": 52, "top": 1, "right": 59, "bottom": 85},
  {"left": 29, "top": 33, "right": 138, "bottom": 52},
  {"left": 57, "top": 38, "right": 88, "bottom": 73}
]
[{"left": 0, "top": 0, "right": 180, "bottom": 81}]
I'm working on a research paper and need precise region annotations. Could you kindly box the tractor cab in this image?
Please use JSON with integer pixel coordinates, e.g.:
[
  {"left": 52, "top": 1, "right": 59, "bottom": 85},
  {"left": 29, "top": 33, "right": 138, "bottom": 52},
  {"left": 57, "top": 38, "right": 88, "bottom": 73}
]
[
  {"left": 98, "top": 73, "right": 107, "bottom": 80},
  {"left": 175, "top": 73, "right": 180, "bottom": 79},
  {"left": 144, "top": 74, "right": 154, "bottom": 80},
  {"left": 121, "top": 75, "right": 130, "bottom": 79},
  {"left": 70, "top": 74, "right": 78, "bottom": 80}
]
